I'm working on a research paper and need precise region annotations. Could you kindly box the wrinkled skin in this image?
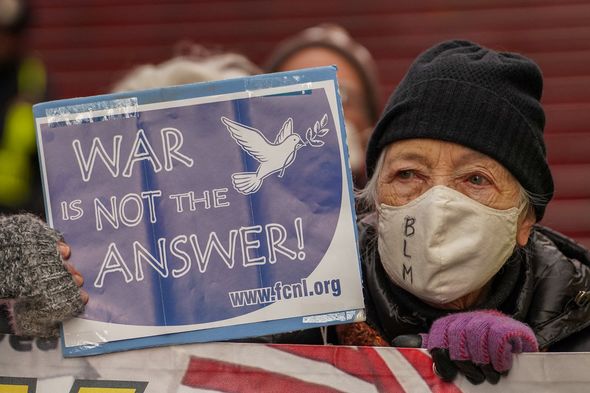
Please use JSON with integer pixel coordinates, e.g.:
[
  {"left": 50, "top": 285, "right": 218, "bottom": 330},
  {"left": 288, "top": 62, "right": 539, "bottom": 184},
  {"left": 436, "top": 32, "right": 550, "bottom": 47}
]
[{"left": 376, "top": 139, "right": 535, "bottom": 310}]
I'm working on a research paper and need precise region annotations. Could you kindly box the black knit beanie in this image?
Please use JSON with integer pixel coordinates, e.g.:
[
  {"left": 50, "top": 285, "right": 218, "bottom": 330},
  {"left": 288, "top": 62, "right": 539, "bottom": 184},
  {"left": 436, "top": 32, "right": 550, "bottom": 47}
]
[{"left": 366, "top": 40, "right": 554, "bottom": 220}]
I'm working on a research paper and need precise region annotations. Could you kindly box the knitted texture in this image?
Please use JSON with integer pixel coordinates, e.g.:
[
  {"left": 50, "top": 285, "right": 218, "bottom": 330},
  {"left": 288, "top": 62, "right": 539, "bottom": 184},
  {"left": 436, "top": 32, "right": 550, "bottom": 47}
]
[
  {"left": 335, "top": 322, "right": 390, "bottom": 346},
  {"left": 421, "top": 310, "right": 538, "bottom": 372},
  {"left": 366, "top": 40, "right": 553, "bottom": 220},
  {"left": 0, "top": 214, "right": 84, "bottom": 337}
]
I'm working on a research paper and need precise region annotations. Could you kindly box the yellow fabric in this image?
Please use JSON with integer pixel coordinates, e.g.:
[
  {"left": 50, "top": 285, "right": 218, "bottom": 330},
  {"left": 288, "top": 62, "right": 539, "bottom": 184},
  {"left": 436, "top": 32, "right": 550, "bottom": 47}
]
[
  {"left": 18, "top": 56, "right": 47, "bottom": 100},
  {"left": 3, "top": 101, "right": 36, "bottom": 153},
  {"left": 77, "top": 388, "right": 137, "bottom": 393},
  {"left": 0, "top": 384, "right": 29, "bottom": 393},
  {"left": 0, "top": 100, "right": 35, "bottom": 206}
]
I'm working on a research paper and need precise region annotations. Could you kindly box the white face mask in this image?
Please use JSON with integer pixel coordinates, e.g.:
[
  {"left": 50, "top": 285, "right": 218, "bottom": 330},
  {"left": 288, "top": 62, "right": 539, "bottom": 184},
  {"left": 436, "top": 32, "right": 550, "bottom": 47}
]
[{"left": 377, "top": 185, "right": 523, "bottom": 305}]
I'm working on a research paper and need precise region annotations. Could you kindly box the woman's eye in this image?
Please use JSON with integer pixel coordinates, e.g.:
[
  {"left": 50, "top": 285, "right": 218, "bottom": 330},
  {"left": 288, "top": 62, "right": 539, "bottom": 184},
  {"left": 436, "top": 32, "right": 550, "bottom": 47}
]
[
  {"left": 467, "top": 174, "right": 489, "bottom": 186},
  {"left": 398, "top": 170, "right": 415, "bottom": 180}
]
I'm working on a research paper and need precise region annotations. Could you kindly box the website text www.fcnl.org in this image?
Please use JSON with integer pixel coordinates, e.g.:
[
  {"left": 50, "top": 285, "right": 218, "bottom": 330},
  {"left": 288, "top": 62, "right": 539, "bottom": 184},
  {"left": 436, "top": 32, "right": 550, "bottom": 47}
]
[{"left": 228, "top": 278, "right": 341, "bottom": 307}]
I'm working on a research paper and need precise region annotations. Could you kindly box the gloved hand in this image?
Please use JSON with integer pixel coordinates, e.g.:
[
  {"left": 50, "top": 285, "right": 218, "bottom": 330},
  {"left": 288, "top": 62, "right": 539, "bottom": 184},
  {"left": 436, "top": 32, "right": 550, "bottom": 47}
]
[
  {"left": 0, "top": 214, "right": 87, "bottom": 337},
  {"left": 393, "top": 310, "right": 538, "bottom": 385}
]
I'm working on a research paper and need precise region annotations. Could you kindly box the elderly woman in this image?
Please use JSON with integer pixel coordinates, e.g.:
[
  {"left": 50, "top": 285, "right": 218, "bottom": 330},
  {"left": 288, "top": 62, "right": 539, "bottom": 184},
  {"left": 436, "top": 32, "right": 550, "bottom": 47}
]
[{"left": 339, "top": 40, "right": 590, "bottom": 384}]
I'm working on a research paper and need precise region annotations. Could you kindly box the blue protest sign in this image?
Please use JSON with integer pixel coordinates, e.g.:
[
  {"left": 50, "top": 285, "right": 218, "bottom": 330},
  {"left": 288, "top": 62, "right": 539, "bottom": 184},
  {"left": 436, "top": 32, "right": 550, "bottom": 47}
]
[{"left": 34, "top": 66, "right": 364, "bottom": 357}]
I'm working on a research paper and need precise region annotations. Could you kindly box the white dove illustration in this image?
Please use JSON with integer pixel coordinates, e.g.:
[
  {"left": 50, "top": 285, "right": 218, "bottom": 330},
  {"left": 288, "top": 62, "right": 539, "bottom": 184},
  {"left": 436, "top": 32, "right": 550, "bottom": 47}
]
[{"left": 221, "top": 116, "right": 305, "bottom": 195}]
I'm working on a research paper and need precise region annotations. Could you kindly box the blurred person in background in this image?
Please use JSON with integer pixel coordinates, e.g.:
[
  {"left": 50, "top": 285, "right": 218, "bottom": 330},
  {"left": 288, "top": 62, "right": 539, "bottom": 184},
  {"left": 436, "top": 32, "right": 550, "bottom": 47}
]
[
  {"left": 265, "top": 24, "right": 380, "bottom": 188},
  {"left": 0, "top": 0, "right": 46, "bottom": 216},
  {"left": 111, "top": 44, "right": 260, "bottom": 93}
]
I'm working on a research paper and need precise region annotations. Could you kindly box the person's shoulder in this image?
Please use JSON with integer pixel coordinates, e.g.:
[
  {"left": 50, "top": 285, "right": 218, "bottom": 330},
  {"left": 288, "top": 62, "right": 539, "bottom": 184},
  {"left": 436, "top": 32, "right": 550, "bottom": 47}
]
[
  {"left": 531, "top": 225, "right": 590, "bottom": 269},
  {"left": 526, "top": 226, "right": 590, "bottom": 350}
]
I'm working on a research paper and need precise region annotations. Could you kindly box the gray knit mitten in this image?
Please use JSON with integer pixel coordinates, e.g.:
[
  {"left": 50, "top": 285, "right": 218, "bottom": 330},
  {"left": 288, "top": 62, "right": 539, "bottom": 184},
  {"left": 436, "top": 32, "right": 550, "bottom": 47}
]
[{"left": 0, "top": 214, "right": 84, "bottom": 337}]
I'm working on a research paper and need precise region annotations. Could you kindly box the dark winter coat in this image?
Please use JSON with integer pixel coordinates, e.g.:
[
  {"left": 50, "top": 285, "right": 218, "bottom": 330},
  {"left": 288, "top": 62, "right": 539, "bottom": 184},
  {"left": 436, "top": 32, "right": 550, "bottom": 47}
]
[{"left": 359, "top": 215, "right": 590, "bottom": 351}]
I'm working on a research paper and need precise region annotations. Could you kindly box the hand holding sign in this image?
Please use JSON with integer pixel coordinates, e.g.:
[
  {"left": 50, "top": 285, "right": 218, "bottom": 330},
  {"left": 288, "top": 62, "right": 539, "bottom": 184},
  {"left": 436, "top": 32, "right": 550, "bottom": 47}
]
[
  {"left": 0, "top": 214, "right": 86, "bottom": 337},
  {"left": 422, "top": 311, "right": 538, "bottom": 384}
]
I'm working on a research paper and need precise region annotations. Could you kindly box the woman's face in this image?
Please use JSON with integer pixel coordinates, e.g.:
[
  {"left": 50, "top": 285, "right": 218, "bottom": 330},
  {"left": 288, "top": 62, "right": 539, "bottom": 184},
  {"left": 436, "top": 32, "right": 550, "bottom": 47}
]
[{"left": 377, "top": 139, "right": 535, "bottom": 246}]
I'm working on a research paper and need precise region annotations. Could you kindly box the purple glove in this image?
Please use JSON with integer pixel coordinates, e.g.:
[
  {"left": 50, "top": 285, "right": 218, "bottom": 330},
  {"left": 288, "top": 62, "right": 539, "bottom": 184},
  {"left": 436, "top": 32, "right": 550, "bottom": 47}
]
[{"left": 422, "top": 310, "right": 538, "bottom": 373}]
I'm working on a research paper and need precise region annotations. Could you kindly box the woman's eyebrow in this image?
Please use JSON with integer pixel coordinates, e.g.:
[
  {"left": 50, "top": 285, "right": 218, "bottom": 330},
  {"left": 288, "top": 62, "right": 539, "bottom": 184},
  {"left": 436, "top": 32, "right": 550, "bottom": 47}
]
[
  {"left": 387, "top": 151, "right": 432, "bottom": 166},
  {"left": 452, "top": 150, "right": 497, "bottom": 167}
]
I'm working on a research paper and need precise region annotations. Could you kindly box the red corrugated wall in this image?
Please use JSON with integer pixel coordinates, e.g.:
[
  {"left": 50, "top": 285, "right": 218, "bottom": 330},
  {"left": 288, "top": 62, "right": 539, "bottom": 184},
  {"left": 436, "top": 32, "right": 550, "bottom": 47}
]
[{"left": 26, "top": 0, "right": 590, "bottom": 247}]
